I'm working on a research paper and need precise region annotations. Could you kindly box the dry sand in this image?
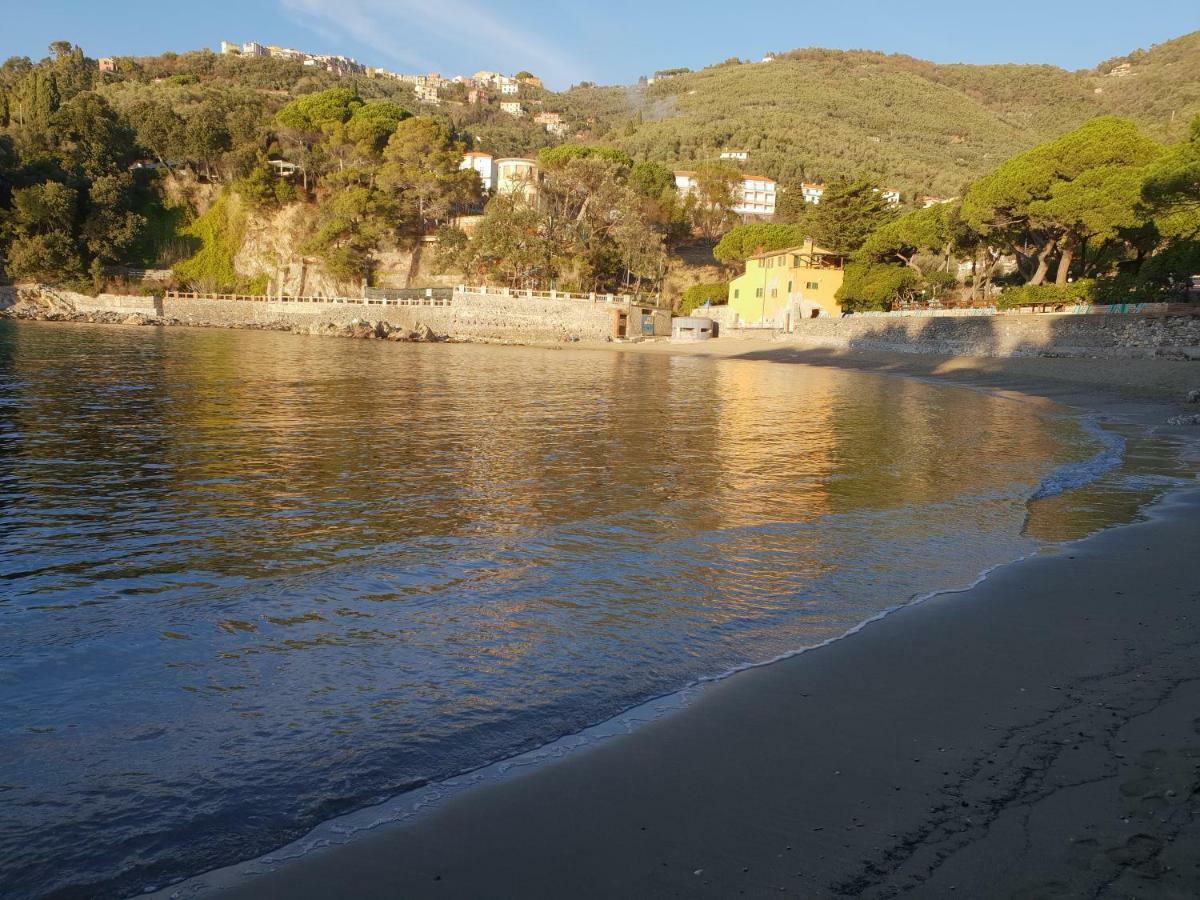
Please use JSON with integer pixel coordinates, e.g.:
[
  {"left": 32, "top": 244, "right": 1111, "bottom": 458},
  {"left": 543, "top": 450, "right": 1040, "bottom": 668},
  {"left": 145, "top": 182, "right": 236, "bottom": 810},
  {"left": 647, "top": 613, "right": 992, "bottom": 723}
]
[{"left": 172, "top": 343, "right": 1200, "bottom": 899}]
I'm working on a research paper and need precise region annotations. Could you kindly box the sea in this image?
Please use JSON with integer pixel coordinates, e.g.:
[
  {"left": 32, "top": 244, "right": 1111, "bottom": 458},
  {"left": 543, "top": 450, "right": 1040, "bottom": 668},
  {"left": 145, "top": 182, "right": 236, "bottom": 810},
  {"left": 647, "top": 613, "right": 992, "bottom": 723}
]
[{"left": 0, "top": 320, "right": 1189, "bottom": 899}]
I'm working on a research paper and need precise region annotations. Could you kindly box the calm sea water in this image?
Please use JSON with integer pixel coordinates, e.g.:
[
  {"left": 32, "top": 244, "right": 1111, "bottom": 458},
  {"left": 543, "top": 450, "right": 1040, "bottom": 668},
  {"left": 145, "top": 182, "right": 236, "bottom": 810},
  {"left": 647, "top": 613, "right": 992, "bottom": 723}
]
[{"left": 0, "top": 321, "right": 1151, "bottom": 898}]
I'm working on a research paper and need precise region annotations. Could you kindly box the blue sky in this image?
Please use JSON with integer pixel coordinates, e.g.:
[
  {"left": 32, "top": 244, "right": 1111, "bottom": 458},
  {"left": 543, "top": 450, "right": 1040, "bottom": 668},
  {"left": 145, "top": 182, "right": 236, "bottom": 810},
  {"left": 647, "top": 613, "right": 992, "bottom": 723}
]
[{"left": 3, "top": 0, "right": 1197, "bottom": 89}]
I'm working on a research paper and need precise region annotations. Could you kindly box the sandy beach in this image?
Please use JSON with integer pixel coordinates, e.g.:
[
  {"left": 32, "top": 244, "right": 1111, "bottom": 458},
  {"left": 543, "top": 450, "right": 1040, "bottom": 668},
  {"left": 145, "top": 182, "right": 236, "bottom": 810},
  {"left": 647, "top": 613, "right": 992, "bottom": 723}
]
[{"left": 140, "top": 340, "right": 1197, "bottom": 900}]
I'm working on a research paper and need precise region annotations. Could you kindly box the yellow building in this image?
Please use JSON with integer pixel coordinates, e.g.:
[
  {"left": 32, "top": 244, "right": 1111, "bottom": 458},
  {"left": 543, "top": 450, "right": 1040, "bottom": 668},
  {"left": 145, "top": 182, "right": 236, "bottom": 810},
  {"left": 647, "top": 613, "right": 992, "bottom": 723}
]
[{"left": 727, "top": 239, "right": 847, "bottom": 327}]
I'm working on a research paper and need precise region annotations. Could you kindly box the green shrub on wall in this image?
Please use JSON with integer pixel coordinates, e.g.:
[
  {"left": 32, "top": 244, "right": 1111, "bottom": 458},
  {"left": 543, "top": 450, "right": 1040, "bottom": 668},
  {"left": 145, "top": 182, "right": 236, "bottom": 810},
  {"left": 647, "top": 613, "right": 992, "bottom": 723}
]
[
  {"left": 173, "top": 192, "right": 260, "bottom": 293},
  {"left": 997, "top": 280, "right": 1097, "bottom": 309},
  {"left": 679, "top": 282, "right": 729, "bottom": 314}
]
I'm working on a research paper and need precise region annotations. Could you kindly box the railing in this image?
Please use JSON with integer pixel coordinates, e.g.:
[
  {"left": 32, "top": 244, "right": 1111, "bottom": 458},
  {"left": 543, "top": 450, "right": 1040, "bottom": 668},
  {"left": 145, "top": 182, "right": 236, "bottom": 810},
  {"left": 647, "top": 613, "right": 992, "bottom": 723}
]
[
  {"left": 164, "top": 291, "right": 453, "bottom": 308},
  {"left": 455, "top": 284, "right": 649, "bottom": 306}
]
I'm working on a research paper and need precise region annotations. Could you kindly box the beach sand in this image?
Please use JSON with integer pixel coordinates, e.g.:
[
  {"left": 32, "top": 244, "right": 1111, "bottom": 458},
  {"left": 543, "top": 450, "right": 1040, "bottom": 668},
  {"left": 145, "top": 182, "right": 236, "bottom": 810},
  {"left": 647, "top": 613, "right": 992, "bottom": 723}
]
[{"left": 176, "top": 343, "right": 1200, "bottom": 899}]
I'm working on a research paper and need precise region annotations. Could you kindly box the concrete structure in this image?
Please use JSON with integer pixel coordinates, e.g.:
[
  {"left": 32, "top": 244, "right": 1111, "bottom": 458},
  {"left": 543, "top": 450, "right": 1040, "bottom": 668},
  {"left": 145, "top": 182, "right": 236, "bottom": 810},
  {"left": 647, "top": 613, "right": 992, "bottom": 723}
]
[
  {"left": 97, "top": 57, "right": 116, "bottom": 73},
  {"left": 460, "top": 152, "right": 496, "bottom": 192},
  {"left": 673, "top": 172, "right": 777, "bottom": 218},
  {"left": 534, "top": 112, "right": 567, "bottom": 136},
  {"left": 671, "top": 316, "right": 717, "bottom": 341},
  {"left": 500, "top": 81, "right": 520, "bottom": 95},
  {"left": 242, "top": 41, "right": 268, "bottom": 57},
  {"left": 219, "top": 41, "right": 239, "bottom": 55},
  {"left": 880, "top": 188, "right": 902, "bottom": 206},
  {"left": 727, "top": 239, "right": 847, "bottom": 327},
  {"left": 720, "top": 150, "right": 750, "bottom": 162},
  {"left": 674, "top": 171, "right": 698, "bottom": 194},
  {"left": 416, "top": 84, "right": 441, "bottom": 104},
  {"left": 735, "top": 175, "right": 777, "bottom": 218},
  {"left": 500, "top": 101, "right": 524, "bottom": 116},
  {"left": 495, "top": 158, "right": 540, "bottom": 201},
  {"left": 801, "top": 182, "right": 825, "bottom": 204}
]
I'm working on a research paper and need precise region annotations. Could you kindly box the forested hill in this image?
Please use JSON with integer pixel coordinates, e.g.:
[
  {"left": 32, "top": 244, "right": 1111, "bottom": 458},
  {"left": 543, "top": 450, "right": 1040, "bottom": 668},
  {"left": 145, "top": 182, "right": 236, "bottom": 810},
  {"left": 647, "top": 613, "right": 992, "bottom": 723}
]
[{"left": 565, "top": 31, "right": 1200, "bottom": 197}]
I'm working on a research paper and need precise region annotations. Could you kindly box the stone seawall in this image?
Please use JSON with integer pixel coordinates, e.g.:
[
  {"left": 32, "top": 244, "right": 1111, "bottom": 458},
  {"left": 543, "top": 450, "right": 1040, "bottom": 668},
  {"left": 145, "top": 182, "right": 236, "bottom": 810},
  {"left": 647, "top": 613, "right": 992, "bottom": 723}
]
[
  {"left": 787, "top": 314, "right": 1200, "bottom": 360},
  {"left": 2, "top": 287, "right": 642, "bottom": 343},
  {"left": 159, "top": 292, "right": 623, "bottom": 342}
]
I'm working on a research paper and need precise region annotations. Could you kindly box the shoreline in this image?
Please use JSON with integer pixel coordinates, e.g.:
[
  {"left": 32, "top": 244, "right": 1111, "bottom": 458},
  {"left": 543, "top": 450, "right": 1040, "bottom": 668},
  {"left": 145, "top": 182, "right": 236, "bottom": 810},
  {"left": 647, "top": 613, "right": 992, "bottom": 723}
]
[
  {"left": 125, "top": 332, "right": 1200, "bottom": 898},
  {"left": 162, "top": 485, "right": 1200, "bottom": 899}
]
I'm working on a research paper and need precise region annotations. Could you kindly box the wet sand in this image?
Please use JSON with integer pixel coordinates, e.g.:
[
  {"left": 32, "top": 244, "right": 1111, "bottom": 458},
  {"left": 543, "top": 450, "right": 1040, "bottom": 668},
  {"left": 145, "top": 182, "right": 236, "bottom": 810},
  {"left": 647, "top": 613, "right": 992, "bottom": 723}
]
[{"left": 163, "top": 343, "right": 1200, "bottom": 900}]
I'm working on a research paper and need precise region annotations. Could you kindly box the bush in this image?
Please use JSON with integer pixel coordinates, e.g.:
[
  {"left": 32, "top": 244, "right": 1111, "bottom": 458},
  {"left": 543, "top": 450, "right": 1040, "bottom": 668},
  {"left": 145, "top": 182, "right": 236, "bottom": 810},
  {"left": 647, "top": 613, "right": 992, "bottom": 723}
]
[
  {"left": 997, "top": 280, "right": 1097, "bottom": 309},
  {"left": 836, "top": 261, "right": 920, "bottom": 311},
  {"left": 679, "top": 281, "right": 728, "bottom": 314}
]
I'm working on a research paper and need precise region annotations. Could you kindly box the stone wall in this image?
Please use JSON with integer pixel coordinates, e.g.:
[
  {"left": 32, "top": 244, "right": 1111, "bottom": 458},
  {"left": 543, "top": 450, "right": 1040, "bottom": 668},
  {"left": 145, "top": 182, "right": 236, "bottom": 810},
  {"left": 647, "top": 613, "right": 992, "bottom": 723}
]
[{"left": 787, "top": 313, "right": 1200, "bottom": 360}]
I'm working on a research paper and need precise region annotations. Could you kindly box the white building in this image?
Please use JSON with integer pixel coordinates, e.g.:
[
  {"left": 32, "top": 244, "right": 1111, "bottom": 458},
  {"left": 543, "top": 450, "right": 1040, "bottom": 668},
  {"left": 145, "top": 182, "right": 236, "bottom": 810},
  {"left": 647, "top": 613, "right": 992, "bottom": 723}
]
[
  {"left": 460, "top": 152, "right": 496, "bottom": 192},
  {"left": 242, "top": 41, "right": 267, "bottom": 57},
  {"left": 735, "top": 175, "right": 777, "bottom": 218},
  {"left": 416, "top": 84, "right": 441, "bottom": 104},
  {"left": 500, "top": 101, "right": 524, "bottom": 116},
  {"left": 720, "top": 150, "right": 750, "bottom": 162},
  {"left": 495, "top": 158, "right": 539, "bottom": 201},
  {"left": 675, "top": 171, "right": 776, "bottom": 218},
  {"left": 219, "top": 41, "right": 239, "bottom": 55},
  {"left": 880, "top": 188, "right": 902, "bottom": 206},
  {"left": 801, "top": 182, "right": 825, "bottom": 204},
  {"left": 500, "top": 81, "right": 520, "bottom": 96}
]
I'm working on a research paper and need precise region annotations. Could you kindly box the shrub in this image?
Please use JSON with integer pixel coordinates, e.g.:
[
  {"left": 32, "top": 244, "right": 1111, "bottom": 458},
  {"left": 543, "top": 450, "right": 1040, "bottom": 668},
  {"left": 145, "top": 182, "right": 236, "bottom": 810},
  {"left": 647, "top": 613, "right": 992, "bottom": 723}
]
[
  {"left": 679, "top": 281, "right": 728, "bottom": 314},
  {"left": 997, "top": 280, "right": 1097, "bottom": 309}
]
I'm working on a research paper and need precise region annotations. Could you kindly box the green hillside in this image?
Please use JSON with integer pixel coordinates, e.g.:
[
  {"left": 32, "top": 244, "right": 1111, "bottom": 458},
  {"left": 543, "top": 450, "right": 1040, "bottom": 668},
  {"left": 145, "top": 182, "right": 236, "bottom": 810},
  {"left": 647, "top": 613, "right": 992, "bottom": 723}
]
[{"left": 560, "top": 32, "right": 1200, "bottom": 197}]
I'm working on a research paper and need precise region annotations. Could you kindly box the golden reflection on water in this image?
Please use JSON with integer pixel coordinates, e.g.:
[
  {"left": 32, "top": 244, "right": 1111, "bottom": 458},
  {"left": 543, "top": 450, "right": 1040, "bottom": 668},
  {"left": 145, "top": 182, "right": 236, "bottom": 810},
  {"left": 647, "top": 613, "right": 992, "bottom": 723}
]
[{"left": 1, "top": 320, "right": 1172, "bottom": 900}]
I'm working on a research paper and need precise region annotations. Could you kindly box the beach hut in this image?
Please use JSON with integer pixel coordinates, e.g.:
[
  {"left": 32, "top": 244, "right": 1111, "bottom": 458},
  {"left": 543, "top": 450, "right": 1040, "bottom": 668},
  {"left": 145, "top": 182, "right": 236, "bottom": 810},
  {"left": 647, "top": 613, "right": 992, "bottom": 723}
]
[{"left": 671, "top": 317, "right": 716, "bottom": 342}]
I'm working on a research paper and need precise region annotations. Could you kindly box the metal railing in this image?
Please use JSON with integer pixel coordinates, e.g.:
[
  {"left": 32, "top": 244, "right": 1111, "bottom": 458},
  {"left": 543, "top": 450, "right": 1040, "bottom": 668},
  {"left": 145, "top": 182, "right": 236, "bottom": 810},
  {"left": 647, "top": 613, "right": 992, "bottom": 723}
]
[
  {"left": 454, "top": 284, "right": 645, "bottom": 305},
  {"left": 164, "top": 291, "right": 453, "bottom": 308}
]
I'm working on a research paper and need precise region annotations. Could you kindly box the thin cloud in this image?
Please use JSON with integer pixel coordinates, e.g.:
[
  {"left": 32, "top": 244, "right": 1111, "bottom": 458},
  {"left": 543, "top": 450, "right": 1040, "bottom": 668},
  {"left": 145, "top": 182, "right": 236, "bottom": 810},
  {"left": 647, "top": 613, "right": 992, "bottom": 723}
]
[{"left": 279, "top": 0, "right": 588, "bottom": 85}]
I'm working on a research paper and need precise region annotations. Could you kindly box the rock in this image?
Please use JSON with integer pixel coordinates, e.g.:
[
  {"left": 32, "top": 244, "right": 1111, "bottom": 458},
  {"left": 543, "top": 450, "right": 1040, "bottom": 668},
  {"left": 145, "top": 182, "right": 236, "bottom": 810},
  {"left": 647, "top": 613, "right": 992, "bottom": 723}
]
[
  {"left": 413, "top": 322, "right": 435, "bottom": 342},
  {"left": 121, "top": 314, "right": 149, "bottom": 326},
  {"left": 1187, "top": 389, "right": 1200, "bottom": 404},
  {"left": 1167, "top": 414, "right": 1200, "bottom": 426},
  {"left": 386, "top": 330, "right": 410, "bottom": 342}
]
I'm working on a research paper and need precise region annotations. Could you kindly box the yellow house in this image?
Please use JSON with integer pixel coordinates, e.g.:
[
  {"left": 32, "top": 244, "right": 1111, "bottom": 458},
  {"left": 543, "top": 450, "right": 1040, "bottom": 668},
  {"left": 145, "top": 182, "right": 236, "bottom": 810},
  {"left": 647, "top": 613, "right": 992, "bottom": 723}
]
[{"left": 728, "top": 239, "right": 847, "bottom": 327}]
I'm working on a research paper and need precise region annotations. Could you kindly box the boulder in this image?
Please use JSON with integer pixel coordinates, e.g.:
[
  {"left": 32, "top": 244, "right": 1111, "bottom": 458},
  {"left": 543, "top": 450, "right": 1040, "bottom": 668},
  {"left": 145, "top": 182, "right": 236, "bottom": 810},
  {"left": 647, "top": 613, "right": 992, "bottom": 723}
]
[
  {"left": 414, "top": 322, "right": 435, "bottom": 342},
  {"left": 1167, "top": 414, "right": 1200, "bottom": 427},
  {"left": 121, "top": 314, "right": 149, "bottom": 326},
  {"left": 1187, "top": 389, "right": 1200, "bottom": 404}
]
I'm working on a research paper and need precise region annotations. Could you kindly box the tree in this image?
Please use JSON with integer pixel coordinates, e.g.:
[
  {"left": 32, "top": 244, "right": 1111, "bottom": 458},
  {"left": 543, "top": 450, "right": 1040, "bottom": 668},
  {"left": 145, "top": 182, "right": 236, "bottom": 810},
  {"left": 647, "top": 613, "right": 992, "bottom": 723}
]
[
  {"left": 860, "top": 203, "right": 955, "bottom": 274},
  {"left": 1, "top": 181, "right": 83, "bottom": 280},
  {"left": 713, "top": 223, "right": 804, "bottom": 264},
  {"left": 379, "top": 117, "right": 475, "bottom": 235},
  {"left": 803, "top": 179, "right": 897, "bottom": 254},
  {"left": 689, "top": 162, "right": 740, "bottom": 238},
  {"left": 962, "top": 117, "right": 1163, "bottom": 285},
  {"left": 50, "top": 92, "right": 137, "bottom": 178},
  {"left": 127, "top": 99, "right": 184, "bottom": 165},
  {"left": 344, "top": 101, "right": 410, "bottom": 155},
  {"left": 302, "top": 185, "right": 394, "bottom": 287}
]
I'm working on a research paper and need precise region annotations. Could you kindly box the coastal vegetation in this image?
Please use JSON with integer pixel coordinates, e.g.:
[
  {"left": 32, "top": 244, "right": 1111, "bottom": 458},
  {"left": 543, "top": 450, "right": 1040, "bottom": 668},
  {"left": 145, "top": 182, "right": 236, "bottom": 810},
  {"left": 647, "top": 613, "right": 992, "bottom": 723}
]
[{"left": 0, "top": 36, "right": 1197, "bottom": 303}]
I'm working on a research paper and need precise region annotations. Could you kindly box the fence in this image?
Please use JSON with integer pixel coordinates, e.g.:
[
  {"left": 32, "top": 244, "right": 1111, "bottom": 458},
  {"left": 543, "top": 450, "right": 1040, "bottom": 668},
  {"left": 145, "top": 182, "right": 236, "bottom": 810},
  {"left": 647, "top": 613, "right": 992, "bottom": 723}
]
[
  {"left": 454, "top": 284, "right": 649, "bottom": 306},
  {"left": 164, "top": 290, "right": 452, "bottom": 308}
]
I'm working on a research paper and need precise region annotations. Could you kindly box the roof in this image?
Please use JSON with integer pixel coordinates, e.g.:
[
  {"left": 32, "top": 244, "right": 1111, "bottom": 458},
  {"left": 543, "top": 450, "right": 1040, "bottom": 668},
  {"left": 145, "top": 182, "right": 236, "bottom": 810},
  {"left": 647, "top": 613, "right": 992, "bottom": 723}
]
[
  {"left": 742, "top": 175, "right": 776, "bottom": 184},
  {"left": 745, "top": 242, "right": 844, "bottom": 262},
  {"left": 495, "top": 157, "right": 538, "bottom": 165},
  {"left": 462, "top": 151, "right": 493, "bottom": 158},
  {"left": 674, "top": 170, "right": 698, "bottom": 177}
]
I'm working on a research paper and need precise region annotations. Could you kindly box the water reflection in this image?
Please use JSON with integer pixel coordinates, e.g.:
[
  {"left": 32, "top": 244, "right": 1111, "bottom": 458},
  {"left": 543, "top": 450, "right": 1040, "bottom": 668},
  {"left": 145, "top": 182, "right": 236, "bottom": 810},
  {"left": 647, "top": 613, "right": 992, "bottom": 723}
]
[{"left": 0, "top": 321, "right": 1130, "bottom": 899}]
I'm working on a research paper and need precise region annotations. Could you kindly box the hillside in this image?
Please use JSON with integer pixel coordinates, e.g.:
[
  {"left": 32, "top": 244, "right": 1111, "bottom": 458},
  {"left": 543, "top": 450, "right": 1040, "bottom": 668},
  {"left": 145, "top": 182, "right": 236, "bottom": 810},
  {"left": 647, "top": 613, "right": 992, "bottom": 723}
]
[{"left": 562, "top": 32, "right": 1200, "bottom": 197}]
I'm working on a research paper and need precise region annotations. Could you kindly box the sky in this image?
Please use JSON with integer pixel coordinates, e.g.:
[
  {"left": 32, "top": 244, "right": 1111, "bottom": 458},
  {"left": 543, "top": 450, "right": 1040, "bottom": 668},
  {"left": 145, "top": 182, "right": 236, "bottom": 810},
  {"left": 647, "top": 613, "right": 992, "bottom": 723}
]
[{"left": 2, "top": 0, "right": 1197, "bottom": 90}]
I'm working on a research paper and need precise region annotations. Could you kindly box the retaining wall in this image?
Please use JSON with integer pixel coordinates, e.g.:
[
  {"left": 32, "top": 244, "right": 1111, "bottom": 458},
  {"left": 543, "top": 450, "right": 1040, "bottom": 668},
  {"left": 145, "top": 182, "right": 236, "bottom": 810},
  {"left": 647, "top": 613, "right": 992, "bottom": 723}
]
[
  {"left": 155, "top": 292, "right": 629, "bottom": 342},
  {"left": 788, "top": 313, "right": 1200, "bottom": 360}
]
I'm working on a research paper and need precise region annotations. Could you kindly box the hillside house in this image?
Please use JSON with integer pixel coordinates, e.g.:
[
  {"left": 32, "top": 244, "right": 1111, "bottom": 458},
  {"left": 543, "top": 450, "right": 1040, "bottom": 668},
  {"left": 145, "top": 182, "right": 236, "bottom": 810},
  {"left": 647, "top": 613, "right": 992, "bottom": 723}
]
[
  {"left": 460, "top": 151, "right": 496, "bottom": 192},
  {"left": 727, "top": 239, "right": 847, "bottom": 327},
  {"left": 801, "top": 182, "right": 825, "bottom": 204},
  {"left": 97, "top": 57, "right": 115, "bottom": 73},
  {"left": 534, "top": 111, "right": 567, "bottom": 135},
  {"left": 495, "top": 158, "right": 540, "bottom": 202},
  {"left": 500, "top": 101, "right": 524, "bottom": 116},
  {"left": 880, "top": 188, "right": 902, "bottom": 206},
  {"left": 720, "top": 150, "right": 750, "bottom": 162},
  {"left": 735, "top": 175, "right": 777, "bottom": 218}
]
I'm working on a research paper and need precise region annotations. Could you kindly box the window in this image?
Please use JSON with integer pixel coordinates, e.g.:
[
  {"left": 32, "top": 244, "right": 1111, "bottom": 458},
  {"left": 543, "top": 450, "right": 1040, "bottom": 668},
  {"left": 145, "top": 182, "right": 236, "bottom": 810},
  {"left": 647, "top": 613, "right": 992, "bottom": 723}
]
[
  {"left": 771, "top": 288, "right": 778, "bottom": 297},
  {"left": 787, "top": 281, "right": 793, "bottom": 293},
  {"left": 755, "top": 288, "right": 764, "bottom": 298},
  {"left": 806, "top": 281, "right": 820, "bottom": 291},
  {"left": 734, "top": 289, "right": 740, "bottom": 299}
]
